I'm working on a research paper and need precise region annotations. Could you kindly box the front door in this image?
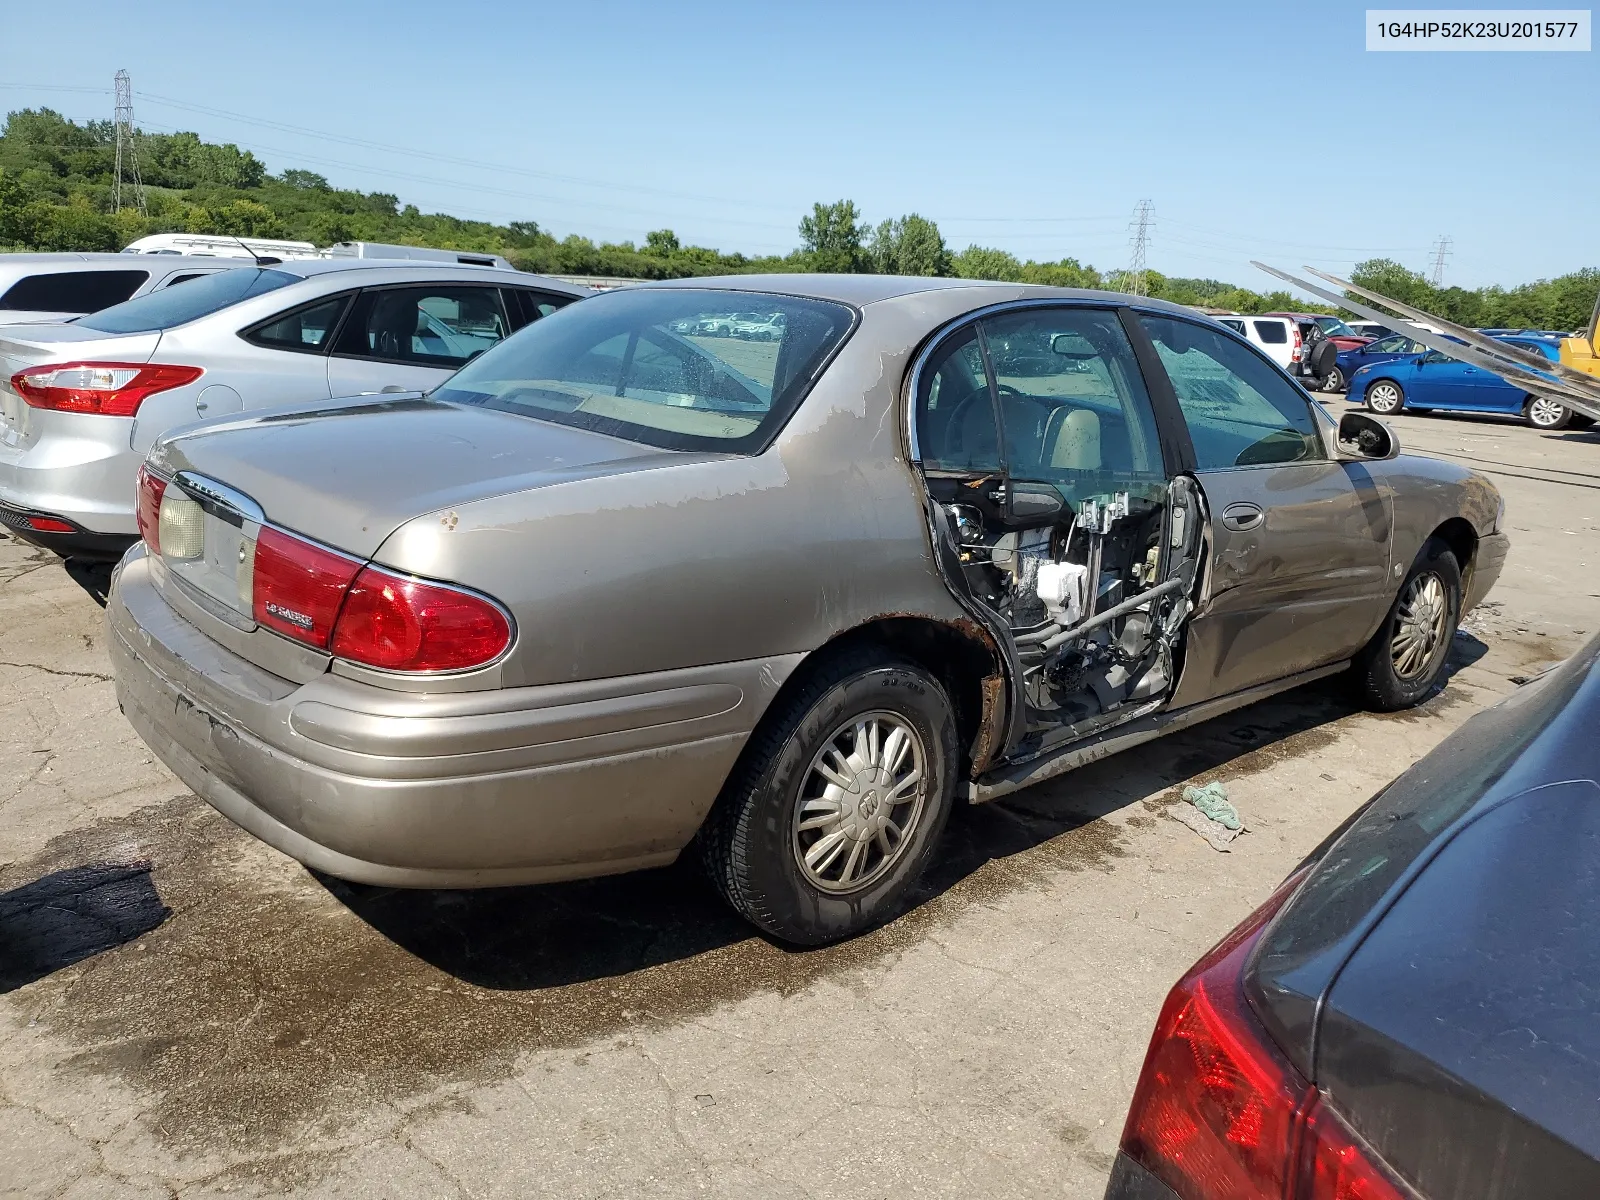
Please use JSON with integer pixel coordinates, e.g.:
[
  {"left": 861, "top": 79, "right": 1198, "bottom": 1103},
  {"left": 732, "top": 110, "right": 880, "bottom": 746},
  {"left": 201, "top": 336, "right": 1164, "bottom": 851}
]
[
  {"left": 1135, "top": 314, "right": 1394, "bottom": 704},
  {"left": 326, "top": 283, "right": 512, "bottom": 396}
]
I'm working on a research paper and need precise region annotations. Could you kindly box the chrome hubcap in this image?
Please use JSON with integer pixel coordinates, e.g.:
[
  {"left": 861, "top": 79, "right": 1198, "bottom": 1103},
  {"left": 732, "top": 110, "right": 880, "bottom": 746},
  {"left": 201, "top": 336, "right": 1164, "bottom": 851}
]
[
  {"left": 793, "top": 711, "right": 927, "bottom": 894},
  {"left": 1369, "top": 384, "right": 1400, "bottom": 412},
  {"left": 1392, "top": 572, "right": 1450, "bottom": 680},
  {"left": 1529, "top": 398, "right": 1565, "bottom": 427}
]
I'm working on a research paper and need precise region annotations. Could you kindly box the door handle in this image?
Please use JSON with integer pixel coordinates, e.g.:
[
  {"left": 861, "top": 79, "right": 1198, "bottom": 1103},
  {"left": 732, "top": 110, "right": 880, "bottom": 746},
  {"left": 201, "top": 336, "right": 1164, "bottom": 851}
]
[{"left": 1221, "top": 502, "right": 1264, "bottom": 532}]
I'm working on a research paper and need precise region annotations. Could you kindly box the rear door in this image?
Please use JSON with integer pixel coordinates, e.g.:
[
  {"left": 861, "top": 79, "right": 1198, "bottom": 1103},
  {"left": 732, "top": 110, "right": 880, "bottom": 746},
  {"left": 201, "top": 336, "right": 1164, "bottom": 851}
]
[
  {"left": 1135, "top": 313, "right": 1393, "bottom": 704},
  {"left": 327, "top": 283, "right": 512, "bottom": 396}
]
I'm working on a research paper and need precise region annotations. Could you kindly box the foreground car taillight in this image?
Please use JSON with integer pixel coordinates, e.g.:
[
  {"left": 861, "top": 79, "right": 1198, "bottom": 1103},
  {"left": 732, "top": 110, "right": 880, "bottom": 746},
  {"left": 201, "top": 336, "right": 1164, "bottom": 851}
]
[
  {"left": 11, "top": 362, "right": 202, "bottom": 416},
  {"left": 331, "top": 566, "right": 511, "bottom": 672},
  {"left": 248, "top": 525, "right": 510, "bottom": 671},
  {"left": 1120, "top": 874, "right": 1407, "bottom": 1200},
  {"left": 136, "top": 465, "right": 167, "bottom": 554},
  {"left": 251, "top": 526, "right": 363, "bottom": 647}
]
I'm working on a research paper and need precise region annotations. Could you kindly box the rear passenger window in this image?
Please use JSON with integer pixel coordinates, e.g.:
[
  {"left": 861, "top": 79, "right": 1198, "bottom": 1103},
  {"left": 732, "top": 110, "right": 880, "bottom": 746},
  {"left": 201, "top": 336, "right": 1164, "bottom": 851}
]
[
  {"left": 246, "top": 295, "right": 351, "bottom": 353},
  {"left": 333, "top": 286, "right": 509, "bottom": 366},
  {"left": 1252, "top": 321, "right": 1288, "bottom": 344},
  {"left": 915, "top": 327, "right": 1000, "bottom": 474},
  {"left": 505, "top": 288, "right": 572, "bottom": 330},
  {"left": 1141, "top": 315, "right": 1324, "bottom": 470},
  {"left": 0, "top": 270, "right": 149, "bottom": 313},
  {"left": 1219, "top": 319, "right": 1246, "bottom": 334}
]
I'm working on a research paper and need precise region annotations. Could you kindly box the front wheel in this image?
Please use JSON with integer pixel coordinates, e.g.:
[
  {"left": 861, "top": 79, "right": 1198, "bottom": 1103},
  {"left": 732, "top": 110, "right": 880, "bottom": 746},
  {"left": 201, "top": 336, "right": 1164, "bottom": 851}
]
[
  {"left": 1352, "top": 537, "right": 1462, "bottom": 711},
  {"left": 1323, "top": 365, "right": 1345, "bottom": 393},
  {"left": 1365, "top": 379, "right": 1405, "bottom": 415},
  {"left": 699, "top": 649, "right": 957, "bottom": 945},
  {"left": 1525, "top": 395, "right": 1572, "bottom": 430}
]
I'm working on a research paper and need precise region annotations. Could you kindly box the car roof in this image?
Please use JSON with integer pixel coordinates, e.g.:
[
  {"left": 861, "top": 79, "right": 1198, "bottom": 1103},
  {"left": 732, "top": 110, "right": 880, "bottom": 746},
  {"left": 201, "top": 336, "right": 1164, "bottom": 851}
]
[
  {"left": 635, "top": 273, "right": 1206, "bottom": 318},
  {"left": 250, "top": 259, "right": 590, "bottom": 295},
  {"left": 0, "top": 253, "right": 243, "bottom": 273}
]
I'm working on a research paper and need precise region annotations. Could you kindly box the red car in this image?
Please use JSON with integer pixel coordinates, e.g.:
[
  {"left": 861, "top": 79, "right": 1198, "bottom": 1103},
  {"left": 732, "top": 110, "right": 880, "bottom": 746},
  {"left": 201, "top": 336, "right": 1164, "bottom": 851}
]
[{"left": 1264, "top": 312, "right": 1373, "bottom": 354}]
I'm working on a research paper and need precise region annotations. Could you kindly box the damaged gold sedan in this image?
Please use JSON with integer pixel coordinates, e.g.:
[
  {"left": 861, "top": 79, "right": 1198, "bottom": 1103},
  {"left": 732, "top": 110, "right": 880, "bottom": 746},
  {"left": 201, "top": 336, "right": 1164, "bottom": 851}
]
[{"left": 108, "top": 276, "right": 1505, "bottom": 944}]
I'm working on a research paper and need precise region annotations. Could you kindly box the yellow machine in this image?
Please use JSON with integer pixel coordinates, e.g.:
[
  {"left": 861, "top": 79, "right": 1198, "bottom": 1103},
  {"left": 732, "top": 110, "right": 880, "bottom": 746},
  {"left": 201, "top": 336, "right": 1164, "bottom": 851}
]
[{"left": 1558, "top": 293, "right": 1600, "bottom": 381}]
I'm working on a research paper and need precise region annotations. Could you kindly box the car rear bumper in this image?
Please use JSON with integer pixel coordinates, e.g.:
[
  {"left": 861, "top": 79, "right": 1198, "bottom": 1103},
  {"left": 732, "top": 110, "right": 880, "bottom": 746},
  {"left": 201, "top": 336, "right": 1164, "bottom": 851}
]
[
  {"left": 107, "top": 546, "right": 798, "bottom": 888},
  {"left": 1465, "top": 530, "right": 1510, "bottom": 615},
  {"left": 0, "top": 501, "right": 138, "bottom": 559},
  {"left": 0, "top": 416, "right": 141, "bottom": 536}
]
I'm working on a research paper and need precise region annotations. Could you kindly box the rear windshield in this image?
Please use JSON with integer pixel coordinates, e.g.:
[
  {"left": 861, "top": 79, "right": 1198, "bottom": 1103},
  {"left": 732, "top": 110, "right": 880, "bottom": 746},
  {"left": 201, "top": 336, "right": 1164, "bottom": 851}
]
[
  {"left": 76, "top": 268, "right": 296, "bottom": 333},
  {"left": 0, "top": 269, "right": 149, "bottom": 314},
  {"left": 431, "top": 288, "right": 855, "bottom": 453}
]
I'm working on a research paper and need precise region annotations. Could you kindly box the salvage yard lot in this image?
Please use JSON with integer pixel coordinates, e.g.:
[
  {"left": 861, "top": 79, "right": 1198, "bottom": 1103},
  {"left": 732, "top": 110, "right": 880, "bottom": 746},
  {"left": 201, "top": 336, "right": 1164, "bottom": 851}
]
[{"left": 1, "top": 402, "right": 1597, "bottom": 1200}]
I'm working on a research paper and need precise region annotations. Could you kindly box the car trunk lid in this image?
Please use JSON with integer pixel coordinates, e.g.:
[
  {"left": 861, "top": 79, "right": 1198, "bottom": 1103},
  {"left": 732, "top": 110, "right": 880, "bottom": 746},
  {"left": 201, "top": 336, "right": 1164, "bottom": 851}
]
[
  {"left": 147, "top": 394, "right": 704, "bottom": 560},
  {"left": 0, "top": 323, "right": 162, "bottom": 443}
]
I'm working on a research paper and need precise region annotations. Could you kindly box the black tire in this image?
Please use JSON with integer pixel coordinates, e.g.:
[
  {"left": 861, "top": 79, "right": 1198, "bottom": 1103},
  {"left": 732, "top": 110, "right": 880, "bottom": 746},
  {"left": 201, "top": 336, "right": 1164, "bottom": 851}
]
[
  {"left": 1352, "top": 537, "right": 1462, "bottom": 711},
  {"left": 1524, "top": 395, "right": 1573, "bottom": 430},
  {"left": 1309, "top": 340, "right": 1338, "bottom": 380},
  {"left": 1323, "top": 365, "right": 1345, "bottom": 393},
  {"left": 699, "top": 647, "right": 958, "bottom": 945},
  {"left": 1365, "top": 379, "right": 1405, "bottom": 415}
]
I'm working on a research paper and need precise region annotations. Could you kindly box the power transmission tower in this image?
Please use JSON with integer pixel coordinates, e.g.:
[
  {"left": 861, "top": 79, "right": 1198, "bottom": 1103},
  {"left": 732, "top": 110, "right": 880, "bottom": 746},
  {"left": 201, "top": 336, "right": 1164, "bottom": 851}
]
[
  {"left": 1127, "top": 200, "right": 1154, "bottom": 297},
  {"left": 112, "top": 69, "right": 146, "bottom": 216},
  {"left": 1428, "top": 234, "right": 1452, "bottom": 287}
]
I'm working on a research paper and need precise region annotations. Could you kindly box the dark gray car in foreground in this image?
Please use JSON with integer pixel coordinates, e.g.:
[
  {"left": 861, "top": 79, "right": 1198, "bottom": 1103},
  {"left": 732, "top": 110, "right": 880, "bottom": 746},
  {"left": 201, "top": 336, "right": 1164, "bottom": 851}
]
[
  {"left": 107, "top": 276, "right": 1506, "bottom": 944},
  {"left": 1108, "top": 635, "right": 1600, "bottom": 1199}
]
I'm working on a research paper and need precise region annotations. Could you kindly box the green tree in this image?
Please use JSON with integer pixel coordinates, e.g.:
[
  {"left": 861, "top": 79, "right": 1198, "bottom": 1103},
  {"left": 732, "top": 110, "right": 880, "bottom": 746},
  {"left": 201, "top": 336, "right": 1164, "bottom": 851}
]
[
  {"left": 798, "top": 200, "right": 866, "bottom": 272},
  {"left": 867, "top": 213, "right": 950, "bottom": 276},
  {"left": 952, "top": 245, "right": 1024, "bottom": 281},
  {"left": 645, "top": 228, "right": 680, "bottom": 255}
]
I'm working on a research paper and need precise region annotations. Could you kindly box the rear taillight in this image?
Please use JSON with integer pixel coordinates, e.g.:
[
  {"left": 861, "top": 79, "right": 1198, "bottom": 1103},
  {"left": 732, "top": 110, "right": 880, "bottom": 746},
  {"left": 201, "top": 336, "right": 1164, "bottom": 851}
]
[
  {"left": 331, "top": 566, "right": 511, "bottom": 672},
  {"left": 1291, "top": 327, "right": 1305, "bottom": 362},
  {"left": 11, "top": 362, "right": 202, "bottom": 416},
  {"left": 251, "top": 526, "right": 363, "bottom": 647},
  {"left": 1120, "top": 873, "right": 1408, "bottom": 1200},
  {"left": 136, "top": 465, "right": 167, "bottom": 554}
]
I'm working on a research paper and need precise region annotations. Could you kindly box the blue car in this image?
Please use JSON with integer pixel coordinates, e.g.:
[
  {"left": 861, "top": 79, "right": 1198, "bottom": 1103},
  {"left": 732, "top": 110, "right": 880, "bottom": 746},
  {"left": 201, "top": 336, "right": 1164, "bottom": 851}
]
[
  {"left": 1349, "top": 336, "right": 1578, "bottom": 430},
  {"left": 1332, "top": 333, "right": 1429, "bottom": 394}
]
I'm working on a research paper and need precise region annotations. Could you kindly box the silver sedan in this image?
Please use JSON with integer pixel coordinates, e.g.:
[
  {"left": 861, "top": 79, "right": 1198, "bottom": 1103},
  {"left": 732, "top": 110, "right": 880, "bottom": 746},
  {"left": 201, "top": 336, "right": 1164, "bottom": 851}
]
[
  {"left": 0, "top": 260, "right": 587, "bottom": 557},
  {"left": 106, "top": 276, "right": 1506, "bottom": 944}
]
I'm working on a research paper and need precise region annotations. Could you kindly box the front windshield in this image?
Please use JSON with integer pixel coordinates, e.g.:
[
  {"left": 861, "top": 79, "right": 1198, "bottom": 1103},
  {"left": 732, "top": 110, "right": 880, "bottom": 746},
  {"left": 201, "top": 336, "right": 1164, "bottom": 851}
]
[
  {"left": 1314, "top": 316, "right": 1355, "bottom": 337},
  {"left": 431, "top": 288, "right": 855, "bottom": 453},
  {"left": 76, "top": 268, "right": 296, "bottom": 334}
]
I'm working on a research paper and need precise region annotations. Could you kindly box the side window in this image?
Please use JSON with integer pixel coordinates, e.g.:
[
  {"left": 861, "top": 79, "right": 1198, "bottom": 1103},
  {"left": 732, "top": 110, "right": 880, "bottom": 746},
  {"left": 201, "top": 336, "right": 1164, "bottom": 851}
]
[
  {"left": 1219, "top": 319, "right": 1246, "bottom": 334},
  {"left": 160, "top": 272, "right": 214, "bottom": 288},
  {"left": 979, "top": 307, "right": 1164, "bottom": 496},
  {"left": 1140, "top": 315, "right": 1324, "bottom": 470},
  {"left": 915, "top": 327, "right": 999, "bottom": 473},
  {"left": 0, "top": 270, "right": 149, "bottom": 313},
  {"left": 1252, "top": 320, "right": 1288, "bottom": 344},
  {"left": 246, "top": 295, "right": 352, "bottom": 354},
  {"left": 504, "top": 288, "right": 574, "bottom": 330},
  {"left": 333, "top": 286, "right": 510, "bottom": 367},
  {"left": 1371, "top": 335, "right": 1406, "bottom": 353}
]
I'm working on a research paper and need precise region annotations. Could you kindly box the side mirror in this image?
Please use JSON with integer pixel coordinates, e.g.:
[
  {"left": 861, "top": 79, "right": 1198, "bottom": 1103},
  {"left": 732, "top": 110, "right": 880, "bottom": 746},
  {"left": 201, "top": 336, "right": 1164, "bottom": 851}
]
[{"left": 1337, "top": 411, "right": 1400, "bottom": 460}]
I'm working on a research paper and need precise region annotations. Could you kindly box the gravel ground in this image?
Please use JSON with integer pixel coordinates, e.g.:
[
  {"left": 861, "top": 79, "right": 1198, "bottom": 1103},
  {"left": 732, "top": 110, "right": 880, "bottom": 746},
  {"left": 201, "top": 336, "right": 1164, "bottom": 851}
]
[{"left": 1, "top": 400, "right": 1596, "bottom": 1199}]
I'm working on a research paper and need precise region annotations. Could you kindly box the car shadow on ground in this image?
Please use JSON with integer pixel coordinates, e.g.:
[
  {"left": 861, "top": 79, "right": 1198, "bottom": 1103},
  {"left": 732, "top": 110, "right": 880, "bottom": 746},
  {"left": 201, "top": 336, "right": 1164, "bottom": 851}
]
[
  {"left": 62, "top": 558, "right": 115, "bottom": 607},
  {"left": 0, "top": 863, "right": 169, "bottom": 993},
  {"left": 320, "top": 635, "right": 1488, "bottom": 992}
]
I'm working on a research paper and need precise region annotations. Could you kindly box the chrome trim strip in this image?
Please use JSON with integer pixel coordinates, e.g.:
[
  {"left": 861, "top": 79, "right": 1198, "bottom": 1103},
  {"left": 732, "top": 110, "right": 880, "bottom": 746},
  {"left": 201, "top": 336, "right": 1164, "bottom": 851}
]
[{"left": 173, "top": 471, "right": 266, "bottom": 525}]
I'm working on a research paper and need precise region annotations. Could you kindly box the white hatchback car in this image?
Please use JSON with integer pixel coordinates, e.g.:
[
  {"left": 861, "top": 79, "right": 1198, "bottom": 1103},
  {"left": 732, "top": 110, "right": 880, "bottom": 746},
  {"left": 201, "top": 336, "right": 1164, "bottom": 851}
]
[
  {"left": 1214, "top": 314, "right": 1299, "bottom": 371},
  {"left": 0, "top": 253, "right": 247, "bottom": 326},
  {"left": 0, "top": 260, "right": 588, "bottom": 557}
]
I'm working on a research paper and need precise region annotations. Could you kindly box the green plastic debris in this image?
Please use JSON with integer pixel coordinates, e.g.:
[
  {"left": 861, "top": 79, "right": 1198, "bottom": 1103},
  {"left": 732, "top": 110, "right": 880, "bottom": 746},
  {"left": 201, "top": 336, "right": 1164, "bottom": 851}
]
[{"left": 1184, "top": 782, "right": 1241, "bottom": 831}]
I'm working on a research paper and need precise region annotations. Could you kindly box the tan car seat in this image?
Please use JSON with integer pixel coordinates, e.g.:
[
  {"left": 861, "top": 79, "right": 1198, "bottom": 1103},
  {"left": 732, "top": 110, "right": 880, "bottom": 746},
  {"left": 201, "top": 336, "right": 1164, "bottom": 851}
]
[{"left": 1042, "top": 407, "right": 1101, "bottom": 471}]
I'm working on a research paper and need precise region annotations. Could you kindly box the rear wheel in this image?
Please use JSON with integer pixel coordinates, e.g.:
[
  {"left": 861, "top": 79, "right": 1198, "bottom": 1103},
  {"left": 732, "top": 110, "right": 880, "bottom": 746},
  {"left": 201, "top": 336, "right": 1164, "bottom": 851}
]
[
  {"left": 699, "top": 648, "right": 957, "bottom": 945},
  {"left": 1525, "top": 395, "right": 1573, "bottom": 430},
  {"left": 1365, "top": 379, "right": 1405, "bottom": 415},
  {"left": 1353, "top": 537, "right": 1461, "bottom": 711},
  {"left": 1323, "top": 365, "right": 1345, "bottom": 393}
]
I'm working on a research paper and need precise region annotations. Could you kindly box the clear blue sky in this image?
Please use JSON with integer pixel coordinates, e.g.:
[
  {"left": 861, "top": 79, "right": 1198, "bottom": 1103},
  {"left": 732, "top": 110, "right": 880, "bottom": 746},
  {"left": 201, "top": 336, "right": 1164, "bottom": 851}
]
[{"left": 3, "top": 0, "right": 1596, "bottom": 290}]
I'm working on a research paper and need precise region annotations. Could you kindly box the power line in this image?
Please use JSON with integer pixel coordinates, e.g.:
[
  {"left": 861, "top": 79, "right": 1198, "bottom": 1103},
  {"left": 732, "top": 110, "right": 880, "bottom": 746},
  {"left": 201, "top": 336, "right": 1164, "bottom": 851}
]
[
  {"left": 1127, "top": 200, "right": 1153, "bottom": 296},
  {"left": 111, "top": 70, "right": 144, "bottom": 215},
  {"left": 1429, "top": 234, "right": 1453, "bottom": 286}
]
